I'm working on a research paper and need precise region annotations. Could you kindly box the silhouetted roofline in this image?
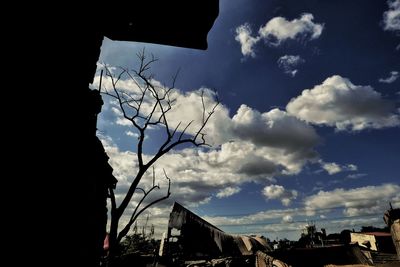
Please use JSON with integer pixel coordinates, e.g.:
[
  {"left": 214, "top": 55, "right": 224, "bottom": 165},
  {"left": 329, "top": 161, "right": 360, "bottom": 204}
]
[
  {"left": 102, "top": 0, "right": 219, "bottom": 50},
  {"left": 170, "top": 202, "right": 223, "bottom": 232}
]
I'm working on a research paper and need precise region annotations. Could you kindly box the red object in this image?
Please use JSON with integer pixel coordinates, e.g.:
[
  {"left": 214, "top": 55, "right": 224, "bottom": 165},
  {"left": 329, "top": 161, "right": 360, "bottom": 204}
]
[
  {"left": 362, "top": 232, "right": 392, "bottom": 237},
  {"left": 103, "top": 233, "right": 109, "bottom": 250}
]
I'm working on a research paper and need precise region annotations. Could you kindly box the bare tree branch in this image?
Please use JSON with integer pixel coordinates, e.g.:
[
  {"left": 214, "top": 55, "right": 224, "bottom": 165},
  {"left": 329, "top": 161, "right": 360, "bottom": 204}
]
[
  {"left": 99, "top": 50, "right": 219, "bottom": 256},
  {"left": 178, "top": 120, "right": 194, "bottom": 141},
  {"left": 98, "top": 70, "right": 103, "bottom": 92},
  {"left": 109, "top": 187, "right": 116, "bottom": 213},
  {"left": 116, "top": 169, "right": 171, "bottom": 242}
]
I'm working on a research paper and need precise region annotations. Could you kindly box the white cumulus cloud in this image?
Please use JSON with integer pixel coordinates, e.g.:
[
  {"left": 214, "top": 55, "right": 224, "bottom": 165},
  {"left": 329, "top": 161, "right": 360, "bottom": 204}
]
[
  {"left": 98, "top": 86, "right": 322, "bottom": 194},
  {"left": 263, "top": 184, "right": 298, "bottom": 206},
  {"left": 321, "top": 162, "right": 342, "bottom": 175},
  {"left": 93, "top": 73, "right": 328, "bottom": 236},
  {"left": 282, "top": 214, "right": 294, "bottom": 223},
  {"left": 235, "top": 23, "right": 260, "bottom": 57},
  {"left": 203, "top": 208, "right": 306, "bottom": 227},
  {"left": 125, "top": 130, "right": 139, "bottom": 138},
  {"left": 305, "top": 184, "right": 400, "bottom": 216},
  {"left": 319, "top": 161, "right": 357, "bottom": 175},
  {"left": 383, "top": 0, "right": 400, "bottom": 32},
  {"left": 231, "top": 105, "right": 320, "bottom": 153},
  {"left": 216, "top": 186, "right": 241, "bottom": 198},
  {"left": 277, "top": 55, "right": 305, "bottom": 77},
  {"left": 379, "top": 71, "right": 399, "bottom": 83},
  {"left": 235, "top": 13, "right": 323, "bottom": 57},
  {"left": 286, "top": 75, "right": 400, "bottom": 131},
  {"left": 259, "top": 13, "right": 324, "bottom": 46}
]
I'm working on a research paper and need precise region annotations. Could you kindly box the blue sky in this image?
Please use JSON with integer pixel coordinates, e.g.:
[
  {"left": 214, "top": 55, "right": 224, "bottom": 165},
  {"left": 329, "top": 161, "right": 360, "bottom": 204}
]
[{"left": 93, "top": 0, "right": 400, "bottom": 241}]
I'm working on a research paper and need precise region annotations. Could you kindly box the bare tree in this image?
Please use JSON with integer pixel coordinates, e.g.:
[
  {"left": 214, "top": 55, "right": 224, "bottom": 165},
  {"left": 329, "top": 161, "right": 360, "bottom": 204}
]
[{"left": 99, "top": 49, "right": 219, "bottom": 262}]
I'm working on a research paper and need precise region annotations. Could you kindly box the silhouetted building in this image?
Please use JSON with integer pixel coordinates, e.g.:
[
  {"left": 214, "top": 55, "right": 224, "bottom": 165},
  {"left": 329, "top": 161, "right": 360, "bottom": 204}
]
[
  {"left": 297, "top": 223, "right": 327, "bottom": 248},
  {"left": 268, "top": 245, "right": 372, "bottom": 267},
  {"left": 384, "top": 206, "right": 400, "bottom": 260},
  {"left": 37, "top": 2, "right": 219, "bottom": 267},
  {"left": 350, "top": 232, "right": 395, "bottom": 253},
  {"left": 160, "top": 202, "right": 271, "bottom": 265}
]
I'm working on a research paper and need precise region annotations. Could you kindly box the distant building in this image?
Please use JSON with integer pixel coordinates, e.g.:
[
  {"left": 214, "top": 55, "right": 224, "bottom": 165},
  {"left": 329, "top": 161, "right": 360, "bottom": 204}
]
[
  {"left": 159, "top": 202, "right": 271, "bottom": 264},
  {"left": 268, "top": 245, "right": 372, "bottom": 267},
  {"left": 298, "top": 223, "right": 327, "bottom": 248},
  {"left": 350, "top": 232, "right": 394, "bottom": 252}
]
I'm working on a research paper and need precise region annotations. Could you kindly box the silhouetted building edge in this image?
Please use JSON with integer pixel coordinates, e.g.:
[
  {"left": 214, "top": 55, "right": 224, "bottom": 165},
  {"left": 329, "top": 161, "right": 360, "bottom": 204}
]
[{"left": 37, "top": 2, "right": 219, "bottom": 267}]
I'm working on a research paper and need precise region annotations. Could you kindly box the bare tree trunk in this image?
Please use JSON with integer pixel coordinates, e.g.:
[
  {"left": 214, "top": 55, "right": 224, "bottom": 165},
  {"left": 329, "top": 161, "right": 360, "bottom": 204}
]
[
  {"left": 108, "top": 216, "right": 119, "bottom": 258},
  {"left": 98, "top": 51, "right": 219, "bottom": 264}
]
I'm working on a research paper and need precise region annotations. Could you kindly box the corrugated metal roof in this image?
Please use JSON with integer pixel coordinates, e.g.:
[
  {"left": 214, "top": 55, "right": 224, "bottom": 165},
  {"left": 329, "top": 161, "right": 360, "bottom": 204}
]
[{"left": 167, "top": 202, "right": 271, "bottom": 257}]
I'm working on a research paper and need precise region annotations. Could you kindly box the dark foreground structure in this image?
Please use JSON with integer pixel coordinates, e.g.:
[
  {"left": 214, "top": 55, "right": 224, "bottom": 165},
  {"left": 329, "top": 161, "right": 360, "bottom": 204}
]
[
  {"left": 384, "top": 207, "right": 400, "bottom": 260},
  {"left": 156, "top": 204, "right": 400, "bottom": 267},
  {"left": 30, "top": 2, "right": 218, "bottom": 267},
  {"left": 159, "top": 202, "right": 271, "bottom": 266}
]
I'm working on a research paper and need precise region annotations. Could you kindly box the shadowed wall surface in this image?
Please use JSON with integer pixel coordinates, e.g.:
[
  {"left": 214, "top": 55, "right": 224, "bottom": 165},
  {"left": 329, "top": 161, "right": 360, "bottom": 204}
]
[{"left": 40, "top": 2, "right": 218, "bottom": 266}]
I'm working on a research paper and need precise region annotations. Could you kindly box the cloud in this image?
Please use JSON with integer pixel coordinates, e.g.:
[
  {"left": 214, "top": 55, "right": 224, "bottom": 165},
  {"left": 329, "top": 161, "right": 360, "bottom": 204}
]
[
  {"left": 93, "top": 65, "right": 321, "bottom": 175},
  {"left": 102, "top": 132, "right": 312, "bottom": 237},
  {"left": 263, "top": 185, "right": 298, "bottom": 206},
  {"left": 282, "top": 214, "right": 294, "bottom": 223},
  {"left": 347, "top": 173, "right": 367, "bottom": 179},
  {"left": 346, "top": 164, "right": 358, "bottom": 171},
  {"left": 216, "top": 186, "right": 241, "bottom": 198},
  {"left": 145, "top": 90, "right": 320, "bottom": 176},
  {"left": 202, "top": 205, "right": 387, "bottom": 240},
  {"left": 99, "top": 125, "right": 318, "bottom": 236},
  {"left": 110, "top": 106, "right": 132, "bottom": 126},
  {"left": 259, "top": 13, "right": 324, "bottom": 46},
  {"left": 98, "top": 99, "right": 321, "bottom": 209},
  {"left": 100, "top": 137, "right": 216, "bottom": 211},
  {"left": 160, "top": 88, "right": 231, "bottom": 146},
  {"left": 94, "top": 75, "right": 324, "bottom": 230},
  {"left": 277, "top": 55, "right": 305, "bottom": 77},
  {"left": 92, "top": 69, "right": 142, "bottom": 94},
  {"left": 237, "top": 156, "right": 278, "bottom": 176},
  {"left": 94, "top": 72, "right": 227, "bottom": 143},
  {"left": 286, "top": 75, "right": 400, "bottom": 131},
  {"left": 94, "top": 73, "right": 328, "bottom": 238},
  {"left": 327, "top": 217, "right": 382, "bottom": 230},
  {"left": 94, "top": 72, "right": 333, "bottom": 238},
  {"left": 383, "top": 0, "right": 400, "bottom": 32},
  {"left": 116, "top": 118, "right": 131, "bottom": 126},
  {"left": 319, "top": 161, "right": 357, "bottom": 175},
  {"left": 235, "top": 23, "right": 260, "bottom": 57},
  {"left": 321, "top": 162, "right": 342, "bottom": 175},
  {"left": 128, "top": 183, "right": 394, "bottom": 239},
  {"left": 100, "top": 133, "right": 312, "bottom": 213},
  {"left": 203, "top": 208, "right": 306, "bottom": 227},
  {"left": 235, "top": 13, "right": 323, "bottom": 57},
  {"left": 305, "top": 184, "right": 400, "bottom": 216},
  {"left": 125, "top": 130, "right": 139, "bottom": 138},
  {"left": 229, "top": 107, "right": 321, "bottom": 175},
  {"left": 379, "top": 71, "right": 399, "bottom": 83},
  {"left": 231, "top": 105, "right": 320, "bottom": 153}
]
